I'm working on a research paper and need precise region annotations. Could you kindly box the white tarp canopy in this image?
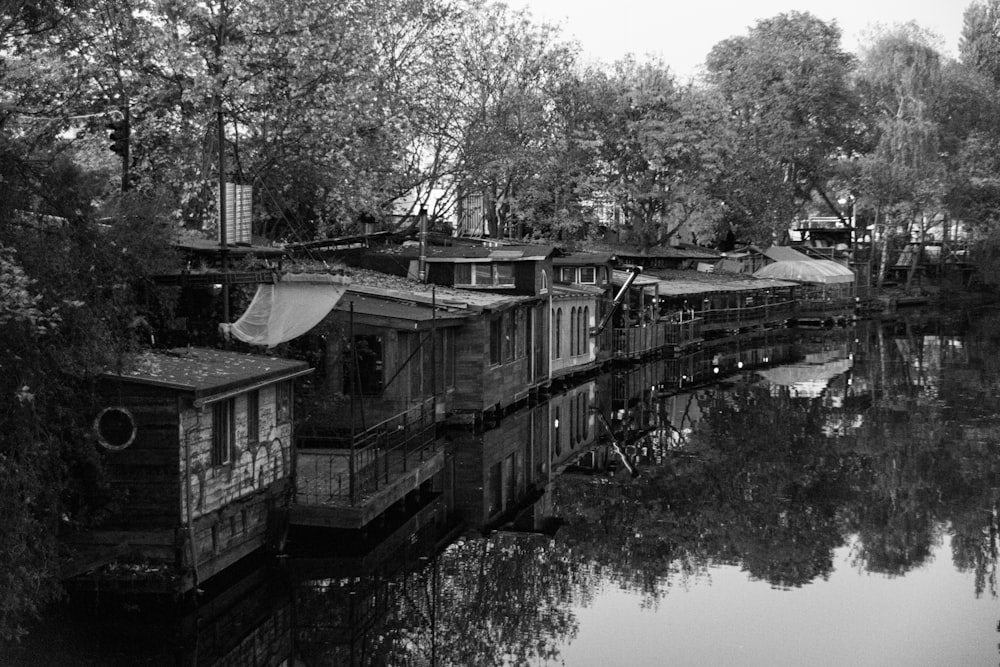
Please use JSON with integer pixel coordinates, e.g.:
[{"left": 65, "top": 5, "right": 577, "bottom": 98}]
[
  {"left": 753, "top": 259, "right": 854, "bottom": 284},
  {"left": 222, "top": 273, "right": 349, "bottom": 348}
]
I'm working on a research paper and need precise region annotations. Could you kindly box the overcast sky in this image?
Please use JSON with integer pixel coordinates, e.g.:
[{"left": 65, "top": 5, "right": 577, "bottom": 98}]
[{"left": 508, "top": 0, "right": 968, "bottom": 79}]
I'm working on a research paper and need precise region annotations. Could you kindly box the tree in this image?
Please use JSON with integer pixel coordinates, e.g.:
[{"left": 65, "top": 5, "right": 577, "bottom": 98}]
[
  {"left": 581, "top": 58, "right": 729, "bottom": 250},
  {"left": 960, "top": 0, "right": 1000, "bottom": 86},
  {"left": 705, "top": 12, "right": 860, "bottom": 242},
  {"left": 856, "top": 24, "right": 947, "bottom": 288}
]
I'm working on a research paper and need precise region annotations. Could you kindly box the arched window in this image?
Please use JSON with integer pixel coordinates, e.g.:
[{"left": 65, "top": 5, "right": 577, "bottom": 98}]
[
  {"left": 583, "top": 306, "right": 589, "bottom": 356},
  {"left": 553, "top": 406, "right": 562, "bottom": 457},
  {"left": 555, "top": 308, "right": 562, "bottom": 358},
  {"left": 570, "top": 307, "right": 577, "bottom": 356}
]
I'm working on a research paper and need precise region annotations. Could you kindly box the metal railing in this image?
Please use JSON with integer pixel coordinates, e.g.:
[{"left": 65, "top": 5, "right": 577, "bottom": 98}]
[
  {"left": 697, "top": 298, "right": 796, "bottom": 329},
  {"left": 296, "top": 398, "right": 438, "bottom": 507},
  {"left": 613, "top": 317, "right": 702, "bottom": 358}
]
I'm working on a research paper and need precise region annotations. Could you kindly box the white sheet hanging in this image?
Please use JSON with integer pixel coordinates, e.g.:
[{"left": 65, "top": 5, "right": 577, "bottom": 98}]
[{"left": 222, "top": 273, "right": 348, "bottom": 348}]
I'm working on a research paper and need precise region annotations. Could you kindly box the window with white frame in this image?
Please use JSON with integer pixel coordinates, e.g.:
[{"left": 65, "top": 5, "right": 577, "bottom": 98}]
[
  {"left": 455, "top": 262, "right": 516, "bottom": 287},
  {"left": 579, "top": 267, "right": 596, "bottom": 284}
]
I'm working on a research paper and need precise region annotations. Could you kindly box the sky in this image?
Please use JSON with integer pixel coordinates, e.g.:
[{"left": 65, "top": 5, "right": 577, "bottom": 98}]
[{"left": 508, "top": 0, "right": 968, "bottom": 79}]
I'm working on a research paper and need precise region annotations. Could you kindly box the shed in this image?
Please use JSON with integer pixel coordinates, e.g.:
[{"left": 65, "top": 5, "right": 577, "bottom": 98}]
[{"left": 73, "top": 348, "right": 311, "bottom": 593}]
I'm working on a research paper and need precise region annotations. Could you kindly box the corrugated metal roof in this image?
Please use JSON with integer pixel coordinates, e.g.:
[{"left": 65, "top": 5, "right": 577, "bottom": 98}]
[
  {"left": 335, "top": 292, "right": 470, "bottom": 326},
  {"left": 346, "top": 282, "right": 533, "bottom": 311}
]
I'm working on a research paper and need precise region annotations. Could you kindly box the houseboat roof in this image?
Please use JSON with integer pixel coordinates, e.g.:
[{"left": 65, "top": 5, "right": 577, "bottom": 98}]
[
  {"left": 346, "top": 269, "right": 535, "bottom": 311},
  {"left": 399, "top": 244, "right": 555, "bottom": 262},
  {"left": 552, "top": 251, "right": 615, "bottom": 265},
  {"left": 552, "top": 283, "right": 606, "bottom": 297},
  {"left": 611, "top": 269, "right": 661, "bottom": 287},
  {"left": 654, "top": 276, "right": 798, "bottom": 296},
  {"left": 335, "top": 288, "right": 471, "bottom": 329},
  {"left": 635, "top": 268, "right": 798, "bottom": 296},
  {"left": 103, "top": 347, "right": 311, "bottom": 402}
]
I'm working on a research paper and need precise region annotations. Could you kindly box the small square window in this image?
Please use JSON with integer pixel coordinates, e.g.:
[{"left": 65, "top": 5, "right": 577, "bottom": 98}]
[
  {"left": 474, "top": 264, "right": 492, "bottom": 284},
  {"left": 579, "top": 267, "right": 596, "bottom": 284},
  {"left": 495, "top": 263, "right": 515, "bottom": 285},
  {"left": 454, "top": 264, "right": 473, "bottom": 286}
]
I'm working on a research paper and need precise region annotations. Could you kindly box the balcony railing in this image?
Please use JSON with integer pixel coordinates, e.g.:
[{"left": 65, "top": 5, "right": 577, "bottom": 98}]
[
  {"left": 296, "top": 398, "right": 438, "bottom": 507},
  {"left": 613, "top": 317, "right": 702, "bottom": 358},
  {"left": 697, "top": 298, "right": 796, "bottom": 329}
]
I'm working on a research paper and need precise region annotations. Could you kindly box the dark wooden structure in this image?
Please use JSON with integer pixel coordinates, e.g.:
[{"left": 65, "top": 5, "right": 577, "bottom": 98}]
[{"left": 66, "top": 348, "right": 311, "bottom": 595}]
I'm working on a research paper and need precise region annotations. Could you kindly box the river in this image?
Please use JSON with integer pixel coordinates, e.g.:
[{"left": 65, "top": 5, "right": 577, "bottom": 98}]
[{"left": 7, "top": 307, "right": 1000, "bottom": 666}]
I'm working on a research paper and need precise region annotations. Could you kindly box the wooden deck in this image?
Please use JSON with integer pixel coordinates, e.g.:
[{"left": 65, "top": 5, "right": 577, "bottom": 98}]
[{"left": 292, "top": 442, "right": 446, "bottom": 530}]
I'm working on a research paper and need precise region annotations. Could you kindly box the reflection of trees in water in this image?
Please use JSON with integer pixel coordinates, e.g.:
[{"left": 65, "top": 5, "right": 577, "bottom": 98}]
[
  {"left": 294, "top": 314, "right": 1000, "bottom": 666},
  {"left": 550, "top": 317, "right": 1000, "bottom": 599},
  {"left": 431, "top": 535, "right": 582, "bottom": 666}
]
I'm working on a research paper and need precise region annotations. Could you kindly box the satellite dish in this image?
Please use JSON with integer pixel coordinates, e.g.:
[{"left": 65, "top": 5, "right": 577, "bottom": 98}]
[{"left": 94, "top": 406, "right": 137, "bottom": 451}]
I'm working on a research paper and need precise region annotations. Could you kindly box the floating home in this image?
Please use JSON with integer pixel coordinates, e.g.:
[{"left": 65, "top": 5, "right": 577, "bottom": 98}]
[{"left": 69, "top": 348, "right": 311, "bottom": 595}]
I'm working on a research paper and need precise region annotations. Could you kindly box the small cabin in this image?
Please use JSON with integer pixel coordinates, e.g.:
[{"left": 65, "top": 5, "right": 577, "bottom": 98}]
[
  {"left": 76, "top": 348, "right": 311, "bottom": 594},
  {"left": 402, "top": 244, "right": 555, "bottom": 297}
]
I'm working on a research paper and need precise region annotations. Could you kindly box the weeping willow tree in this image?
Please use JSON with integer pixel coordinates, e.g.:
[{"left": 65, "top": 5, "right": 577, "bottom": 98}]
[{"left": 857, "top": 24, "right": 946, "bottom": 289}]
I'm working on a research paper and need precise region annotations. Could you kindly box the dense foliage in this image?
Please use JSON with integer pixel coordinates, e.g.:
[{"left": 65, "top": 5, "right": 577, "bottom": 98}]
[{"left": 5, "top": 0, "right": 1000, "bottom": 643}]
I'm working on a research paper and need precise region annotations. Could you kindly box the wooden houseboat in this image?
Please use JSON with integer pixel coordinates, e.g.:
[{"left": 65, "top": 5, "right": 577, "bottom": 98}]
[
  {"left": 651, "top": 271, "right": 797, "bottom": 339},
  {"left": 608, "top": 269, "right": 703, "bottom": 360},
  {"left": 290, "top": 273, "right": 548, "bottom": 530},
  {"left": 67, "top": 348, "right": 312, "bottom": 595}
]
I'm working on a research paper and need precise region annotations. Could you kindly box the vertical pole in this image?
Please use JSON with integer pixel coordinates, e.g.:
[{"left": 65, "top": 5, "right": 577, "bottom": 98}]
[
  {"left": 418, "top": 206, "right": 428, "bottom": 282},
  {"left": 216, "top": 0, "right": 230, "bottom": 333},
  {"left": 349, "top": 303, "right": 357, "bottom": 505}
]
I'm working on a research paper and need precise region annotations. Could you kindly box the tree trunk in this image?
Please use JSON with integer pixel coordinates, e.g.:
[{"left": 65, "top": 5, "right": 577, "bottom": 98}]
[{"left": 876, "top": 206, "right": 889, "bottom": 290}]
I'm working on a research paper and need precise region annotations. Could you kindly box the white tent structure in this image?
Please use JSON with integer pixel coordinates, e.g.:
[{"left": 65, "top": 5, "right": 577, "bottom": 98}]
[
  {"left": 753, "top": 259, "right": 854, "bottom": 284},
  {"left": 221, "top": 273, "right": 349, "bottom": 348}
]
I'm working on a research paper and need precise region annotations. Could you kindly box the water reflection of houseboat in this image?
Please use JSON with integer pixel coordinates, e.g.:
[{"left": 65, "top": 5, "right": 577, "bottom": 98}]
[{"left": 449, "top": 379, "right": 604, "bottom": 532}]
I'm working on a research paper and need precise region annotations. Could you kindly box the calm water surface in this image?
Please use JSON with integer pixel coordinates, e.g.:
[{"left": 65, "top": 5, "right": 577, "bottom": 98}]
[{"left": 9, "top": 308, "right": 1000, "bottom": 666}]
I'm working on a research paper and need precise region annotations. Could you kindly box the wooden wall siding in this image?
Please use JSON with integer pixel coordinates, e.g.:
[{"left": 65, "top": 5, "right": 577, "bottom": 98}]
[
  {"left": 450, "top": 307, "right": 533, "bottom": 413},
  {"left": 179, "top": 383, "right": 293, "bottom": 521},
  {"left": 550, "top": 295, "right": 598, "bottom": 377},
  {"left": 97, "top": 385, "right": 182, "bottom": 528},
  {"left": 182, "top": 481, "right": 289, "bottom": 584},
  {"left": 513, "top": 261, "right": 536, "bottom": 294},
  {"left": 449, "top": 407, "right": 534, "bottom": 528}
]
